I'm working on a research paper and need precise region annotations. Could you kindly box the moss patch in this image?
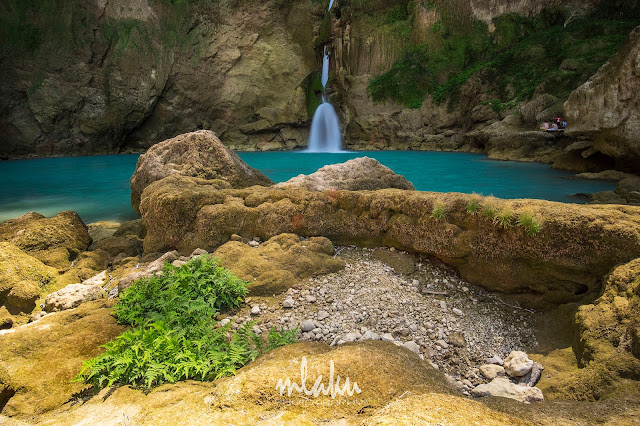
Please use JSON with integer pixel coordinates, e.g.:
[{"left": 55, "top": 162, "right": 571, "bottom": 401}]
[
  {"left": 214, "top": 234, "right": 344, "bottom": 296},
  {"left": 0, "top": 300, "right": 126, "bottom": 417}
]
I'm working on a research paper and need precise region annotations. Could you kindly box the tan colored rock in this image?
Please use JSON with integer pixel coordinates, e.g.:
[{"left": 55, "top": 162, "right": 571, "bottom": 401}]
[
  {"left": 565, "top": 26, "right": 640, "bottom": 173},
  {"left": 0, "top": 242, "right": 58, "bottom": 315},
  {"left": 214, "top": 234, "right": 344, "bottom": 295},
  {"left": 275, "top": 157, "right": 414, "bottom": 191},
  {"left": 93, "top": 235, "right": 143, "bottom": 258},
  {"left": 33, "top": 341, "right": 534, "bottom": 425},
  {"left": 139, "top": 174, "right": 640, "bottom": 305},
  {"left": 82, "top": 270, "right": 109, "bottom": 287},
  {"left": 505, "top": 351, "right": 534, "bottom": 377},
  {"left": 130, "top": 130, "right": 273, "bottom": 212},
  {"left": 113, "top": 219, "right": 147, "bottom": 239},
  {"left": 117, "top": 250, "right": 179, "bottom": 293},
  {"left": 6, "top": 281, "right": 41, "bottom": 312},
  {"left": 44, "top": 284, "right": 105, "bottom": 312},
  {"left": 0, "top": 300, "right": 125, "bottom": 416},
  {"left": 472, "top": 377, "right": 544, "bottom": 403},
  {"left": 0, "top": 211, "right": 91, "bottom": 267},
  {"left": 479, "top": 364, "right": 506, "bottom": 380},
  {"left": 87, "top": 221, "right": 121, "bottom": 243}
]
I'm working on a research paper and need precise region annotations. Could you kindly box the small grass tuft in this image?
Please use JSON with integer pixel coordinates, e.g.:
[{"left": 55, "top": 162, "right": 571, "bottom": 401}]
[
  {"left": 431, "top": 202, "right": 446, "bottom": 220},
  {"left": 493, "top": 209, "right": 514, "bottom": 229},
  {"left": 466, "top": 199, "right": 481, "bottom": 215},
  {"left": 482, "top": 205, "right": 497, "bottom": 219},
  {"left": 517, "top": 213, "right": 542, "bottom": 236}
]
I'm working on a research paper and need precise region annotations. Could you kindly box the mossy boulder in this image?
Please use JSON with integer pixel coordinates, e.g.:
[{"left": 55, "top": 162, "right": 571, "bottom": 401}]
[
  {"left": 213, "top": 234, "right": 344, "bottom": 295},
  {"left": 87, "top": 221, "right": 121, "bottom": 244},
  {"left": 5, "top": 281, "right": 41, "bottom": 313},
  {"left": 0, "top": 365, "right": 15, "bottom": 412},
  {"left": 0, "top": 300, "right": 125, "bottom": 417},
  {"left": 0, "top": 211, "right": 92, "bottom": 268},
  {"left": 34, "top": 341, "right": 526, "bottom": 425},
  {"left": 130, "top": 130, "right": 273, "bottom": 213},
  {"left": 140, "top": 175, "right": 640, "bottom": 306},
  {"left": 93, "top": 235, "right": 143, "bottom": 258},
  {"left": 55, "top": 249, "right": 111, "bottom": 287},
  {"left": 113, "top": 219, "right": 147, "bottom": 239},
  {"left": 544, "top": 258, "right": 640, "bottom": 400},
  {"left": 0, "top": 242, "right": 58, "bottom": 315}
]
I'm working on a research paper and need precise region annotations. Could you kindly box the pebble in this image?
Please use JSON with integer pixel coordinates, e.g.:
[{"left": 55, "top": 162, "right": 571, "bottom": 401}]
[
  {"left": 250, "top": 306, "right": 261, "bottom": 315},
  {"left": 282, "top": 298, "right": 295, "bottom": 308},
  {"left": 317, "top": 310, "right": 330, "bottom": 321},
  {"left": 403, "top": 340, "right": 421, "bottom": 354},
  {"left": 248, "top": 240, "right": 260, "bottom": 247},
  {"left": 452, "top": 308, "right": 464, "bottom": 316},
  {"left": 436, "top": 339, "right": 449, "bottom": 349},
  {"left": 220, "top": 318, "right": 231, "bottom": 327},
  {"left": 301, "top": 320, "right": 315, "bottom": 332},
  {"left": 381, "top": 333, "right": 395, "bottom": 342}
]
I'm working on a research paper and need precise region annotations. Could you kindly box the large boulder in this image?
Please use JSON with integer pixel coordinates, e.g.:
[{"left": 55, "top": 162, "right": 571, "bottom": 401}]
[
  {"left": 565, "top": 25, "right": 640, "bottom": 173},
  {"left": 0, "top": 211, "right": 92, "bottom": 269},
  {"left": 139, "top": 174, "right": 640, "bottom": 306},
  {"left": 213, "top": 234, "right": 344, "bottom": 295},
  {"left": 275, "top": 157, "right": 415, "bottom": 191},
  {"left": 130, "top": 130, "right": 273, "bottom": 212},
  {"left": 33, "top": 341, "right": 536, "bottom": 425},
  {"left": 0, "top": 300, "right": 125, "bottom": 417},
  {"left": 0, "top": 242, "right": 58, "bottom": 316}
]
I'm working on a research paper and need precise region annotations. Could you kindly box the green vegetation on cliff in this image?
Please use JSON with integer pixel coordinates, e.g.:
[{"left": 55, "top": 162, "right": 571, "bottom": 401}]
[
  {"left": 366, "top": 1, "right": 640, "bottom": 109},
  {"left": 75, "top": 255, "right": 296, "bottom": 388}
]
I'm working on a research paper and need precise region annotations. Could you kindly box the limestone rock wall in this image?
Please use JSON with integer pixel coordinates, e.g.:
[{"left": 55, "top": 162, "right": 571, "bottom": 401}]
[
  {"left": 565, "top": 25, "right": 640, "bottom": 174},
  {"left": 470, "top": 0, "right": 598, "bottom": 23},
  {"left": 0, "top": 0, "right": 318, "bottom": 158},
  {"left": 139, "top": 174, "right": 640, "bottom": 307}
]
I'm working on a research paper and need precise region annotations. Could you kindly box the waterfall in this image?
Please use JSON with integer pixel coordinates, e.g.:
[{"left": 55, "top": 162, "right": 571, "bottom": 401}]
[
  {"left": 307, "top": 0, "right": 342, "bottom": 153},
  {"left": 308, "top": 104, "right": 342, "bottom": 153}
]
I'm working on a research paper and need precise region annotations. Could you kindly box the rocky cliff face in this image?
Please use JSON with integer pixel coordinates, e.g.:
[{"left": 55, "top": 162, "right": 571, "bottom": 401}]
[
  {"left": 565, "top": 25, "right": 640, "bottom": 173},
  {"left": 0, "top": 0, "right": 319, "bottom": 158},
  {"left": 470, "top": 0, "right": 597, "bottom": 23},
  {"left": 1, "top": 0, "right": 639, "bottom": 169}
]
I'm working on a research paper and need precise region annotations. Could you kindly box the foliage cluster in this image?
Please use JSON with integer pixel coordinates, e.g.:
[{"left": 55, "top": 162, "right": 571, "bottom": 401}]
[
  {"left": 75, "top": 255, "right": 296, "bottom": 389},
  {"left": 367, "top": 1, "right": 640, "bottom": 109}
]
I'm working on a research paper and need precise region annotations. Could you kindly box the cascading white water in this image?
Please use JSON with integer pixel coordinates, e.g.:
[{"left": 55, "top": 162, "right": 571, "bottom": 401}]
[
  {"left": 307, "top": 103, "right": 342, "bottom": 152},
  {"left": 307, "top": 0, "right": 342, "bottom": 153},
  {"left": 321, "top": 46, "right": 329, "bottom": 88}
]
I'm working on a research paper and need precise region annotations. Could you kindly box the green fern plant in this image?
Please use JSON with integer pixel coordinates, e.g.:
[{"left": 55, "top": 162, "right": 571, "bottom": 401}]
[
  {"left": 517, "top": 213, "right": 542, "bottom": 236},
  {"left": 493, "top": 209, "right": 514, "bottom": 229},
  {"left": 431, "top": 202, "right": 446, "bottom": 220},
  {"left": 74, "top": 255, "right": 296, "bottom": 389}
]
